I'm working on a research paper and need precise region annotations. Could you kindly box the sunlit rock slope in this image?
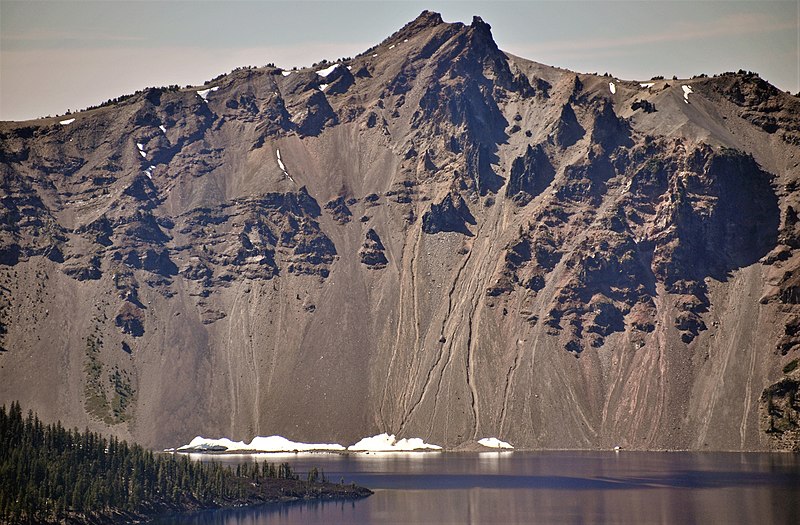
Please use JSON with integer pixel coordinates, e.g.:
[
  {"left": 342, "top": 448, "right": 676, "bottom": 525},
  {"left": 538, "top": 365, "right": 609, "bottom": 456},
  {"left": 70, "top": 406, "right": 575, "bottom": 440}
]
[{"left": 2, "top": 11, "right": 800, "bottom": 451}]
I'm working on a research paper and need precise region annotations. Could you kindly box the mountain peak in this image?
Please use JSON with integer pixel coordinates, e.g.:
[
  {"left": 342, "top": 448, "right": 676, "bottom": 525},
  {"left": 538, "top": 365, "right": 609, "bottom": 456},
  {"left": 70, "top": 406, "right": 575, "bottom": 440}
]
[
  {"left": 470, "top": 15, "right": 491, "bottom": 32},
  {"left": 400, "top": 10, "right": 445, "bottom": 34},
  {"left": 465, "top": 14, "right": 500, "bottom": 57},
  {"left": 413, "top": 9, "right": 445, "bottom": 27},
  {"left": 384, "top": 10, "right": 449, "bottom": 49}
]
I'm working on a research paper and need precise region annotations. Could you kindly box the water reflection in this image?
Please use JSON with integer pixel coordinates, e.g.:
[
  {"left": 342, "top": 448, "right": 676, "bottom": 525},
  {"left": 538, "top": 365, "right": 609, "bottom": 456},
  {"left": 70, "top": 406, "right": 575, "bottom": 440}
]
[{"left": 156, "top": 452, "right": 800, "bottom": 524}]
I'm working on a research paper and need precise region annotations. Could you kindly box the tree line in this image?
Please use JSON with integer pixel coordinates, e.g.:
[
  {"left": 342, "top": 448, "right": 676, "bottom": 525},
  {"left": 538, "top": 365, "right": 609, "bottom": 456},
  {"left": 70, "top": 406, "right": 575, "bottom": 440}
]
[{"left": 0, "top": 401, "right": 313, "bottom": 523}]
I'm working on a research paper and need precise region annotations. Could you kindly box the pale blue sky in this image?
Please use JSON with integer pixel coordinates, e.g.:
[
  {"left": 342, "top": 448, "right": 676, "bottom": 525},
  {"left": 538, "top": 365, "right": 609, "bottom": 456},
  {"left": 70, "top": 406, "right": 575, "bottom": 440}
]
[{"left": 1, "top": 0, "right": 797, "bottom": 121}]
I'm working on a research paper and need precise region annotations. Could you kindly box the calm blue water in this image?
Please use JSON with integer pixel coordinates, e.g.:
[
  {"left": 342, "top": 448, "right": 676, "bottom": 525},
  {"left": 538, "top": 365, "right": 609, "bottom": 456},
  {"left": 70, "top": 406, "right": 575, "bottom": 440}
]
[{"left": 155, "top": 451, "right": 800, "bottom": 524}]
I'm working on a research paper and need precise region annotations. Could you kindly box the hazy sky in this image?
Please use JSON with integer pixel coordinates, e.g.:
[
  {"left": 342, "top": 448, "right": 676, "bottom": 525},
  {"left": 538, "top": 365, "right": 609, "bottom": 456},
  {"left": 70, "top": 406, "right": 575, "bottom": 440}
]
[{"left": 1, "top": 0, "right": 797, "bottom": 121}]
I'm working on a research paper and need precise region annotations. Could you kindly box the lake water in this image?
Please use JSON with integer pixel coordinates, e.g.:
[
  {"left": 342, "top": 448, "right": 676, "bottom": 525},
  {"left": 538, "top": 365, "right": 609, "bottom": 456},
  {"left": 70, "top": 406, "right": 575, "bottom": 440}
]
[{"left": 157, "top": 451, "right": 800, "bottom": 524}]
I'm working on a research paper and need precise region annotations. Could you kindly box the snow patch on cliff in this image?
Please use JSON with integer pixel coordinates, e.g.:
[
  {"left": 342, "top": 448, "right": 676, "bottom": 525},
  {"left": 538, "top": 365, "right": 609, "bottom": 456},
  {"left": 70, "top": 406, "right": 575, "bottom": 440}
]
[
  {"left": 682, "top": 85, "right": 693, "bottom": 103},
  {"left": 197, "top": 86, "right": 219, "bottom": 101},
  {"left": 316, "top": 63, "right": 340, "bottom": 77},
  {"left": 276, "top": 149, "right": 294, "bottom": 182}
]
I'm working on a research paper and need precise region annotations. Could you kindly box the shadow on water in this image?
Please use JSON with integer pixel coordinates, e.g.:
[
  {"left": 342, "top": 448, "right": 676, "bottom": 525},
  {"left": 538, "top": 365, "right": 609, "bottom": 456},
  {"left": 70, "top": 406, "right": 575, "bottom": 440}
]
[
  {"left": 155, "top": 499, "right": 361, "bottom": 525},
  {"left": 338, "top": 470, "right": 800, "bottom": 491},
  {"left": 157, "top": 452, "right": 800, "bottom": 525}
]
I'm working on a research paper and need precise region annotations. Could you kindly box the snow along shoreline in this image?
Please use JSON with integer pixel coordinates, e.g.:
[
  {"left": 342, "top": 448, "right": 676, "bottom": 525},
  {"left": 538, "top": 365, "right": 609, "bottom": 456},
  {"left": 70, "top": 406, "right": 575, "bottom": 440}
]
[{"left": 170, "top": 433, "right": 514, "bottom": 454}]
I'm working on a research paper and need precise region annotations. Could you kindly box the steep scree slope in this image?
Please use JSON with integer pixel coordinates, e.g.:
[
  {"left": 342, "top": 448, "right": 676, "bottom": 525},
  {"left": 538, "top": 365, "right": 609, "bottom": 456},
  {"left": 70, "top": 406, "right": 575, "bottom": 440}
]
[{"left": 1, "top": 11, "right": 800, "bottom": 450}]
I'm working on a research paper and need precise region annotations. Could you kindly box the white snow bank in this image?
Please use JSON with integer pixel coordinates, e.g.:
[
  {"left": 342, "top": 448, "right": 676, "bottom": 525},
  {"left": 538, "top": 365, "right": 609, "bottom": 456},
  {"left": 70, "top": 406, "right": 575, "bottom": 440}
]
[
  {"left": 136, "top": 143, "right": 145, "bottom": 151},
  {"left": 640, "top": 82, "right": 655, "bottom": 88},
  {"left": 59, "top": 118, "right": 75, "bottom": 125},
  {"left": 281, "top": 70, "right": 293, "bottom": 77},
  {"left": 609, "top": 82, "right": 616, "bottom": 94},
  {"left": 177, "top": 435, "right": 345, "bottom": 452},
  {"left": 478, "top": 437, "right": 514, "bottom": 449},
  {"left": 174, "top": 433, "right": 443, "bottom": 453},
  {"left": 249, "top": 436, "right": 345, "bottom": 452},
  {"left": 316, "top": 63, "right": 340, "bottom": 78},
  {"left": 196, "top": 86, "right": 219, "bottom": 100},
  {"left": 372, "top": 53, "right": 378, "bottom": 57},
  {"left": 389, "top": 44, "right": 396, "bottom": 49},
  {"left": 319, "top": 83, "right": 329, "bottom": 91},
  {"left": 143, "top": 165, "right": 155, "bottom": 180},
  {"left": 682, "top": 84, "right": 693, "bottom": 103},
  {"left": 276, "top": 149, "right": 286, "bottom": 171},
  {"left": 347, "top": 433, "right": 442, "bottom": 452},
  {"left": 179, "top": 436, "right": 248, "bottom": 451},
  {"left": 159, "top": 125, "right": 167, "bottom": 133}
]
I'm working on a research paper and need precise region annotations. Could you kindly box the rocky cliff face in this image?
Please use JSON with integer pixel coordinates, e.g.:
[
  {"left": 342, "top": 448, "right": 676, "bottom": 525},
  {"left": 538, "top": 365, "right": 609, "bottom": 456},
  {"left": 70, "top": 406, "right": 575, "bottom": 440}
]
[{"left": 1, "top": 11, "right": 799, "bottom": 451}]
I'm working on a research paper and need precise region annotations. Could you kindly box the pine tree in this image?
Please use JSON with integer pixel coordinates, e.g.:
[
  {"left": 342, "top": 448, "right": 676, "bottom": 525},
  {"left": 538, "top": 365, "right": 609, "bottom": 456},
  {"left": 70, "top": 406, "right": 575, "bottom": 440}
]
[{"left": 0, "top": 402, "right": 345, "bottom": 523}]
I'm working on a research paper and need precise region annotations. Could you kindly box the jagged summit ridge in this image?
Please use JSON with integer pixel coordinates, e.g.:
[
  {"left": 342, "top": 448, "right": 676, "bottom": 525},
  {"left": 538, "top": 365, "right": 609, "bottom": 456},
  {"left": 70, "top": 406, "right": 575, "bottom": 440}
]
[
  {"left": 399, "top": 9, "right": 445, "bottom": 33},
  {"left": 1, "top": 12, "right": 799, "bottom": 453}
]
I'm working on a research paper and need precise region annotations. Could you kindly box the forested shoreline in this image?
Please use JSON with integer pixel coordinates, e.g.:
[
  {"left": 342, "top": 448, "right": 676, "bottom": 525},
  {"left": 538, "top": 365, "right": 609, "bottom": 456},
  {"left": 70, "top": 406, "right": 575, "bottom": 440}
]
[{"left": 0, "top": 402, "right": 371, "bottom": 524}]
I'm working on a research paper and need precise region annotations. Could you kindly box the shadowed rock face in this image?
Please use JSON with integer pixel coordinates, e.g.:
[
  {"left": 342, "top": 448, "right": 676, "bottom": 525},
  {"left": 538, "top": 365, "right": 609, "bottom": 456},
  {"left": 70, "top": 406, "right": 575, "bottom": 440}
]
[
  {"left": 422, "top": 193, "right": 476, "bottom": 235},
  {"left": 1, "top": 11, "right": 799, "bottom": 452},
  {"left": 325, "top": 196, "right": 353, "bottom": 225},
  {"left": 359, "top": 229, "right": 388, "bottom": 269},
  {"left": 760, "top": 374, "right": 800, "bottom": 451},
  {"left": 506, "top": 144, "right": 555, "bottom": 206}
]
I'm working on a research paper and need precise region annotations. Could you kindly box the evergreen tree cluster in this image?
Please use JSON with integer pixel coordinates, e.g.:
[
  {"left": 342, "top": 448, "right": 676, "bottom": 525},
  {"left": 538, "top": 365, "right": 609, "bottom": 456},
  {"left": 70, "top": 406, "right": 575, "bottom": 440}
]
[{"left": 0, "top": 402, "right": 306, "bottom": 523}]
